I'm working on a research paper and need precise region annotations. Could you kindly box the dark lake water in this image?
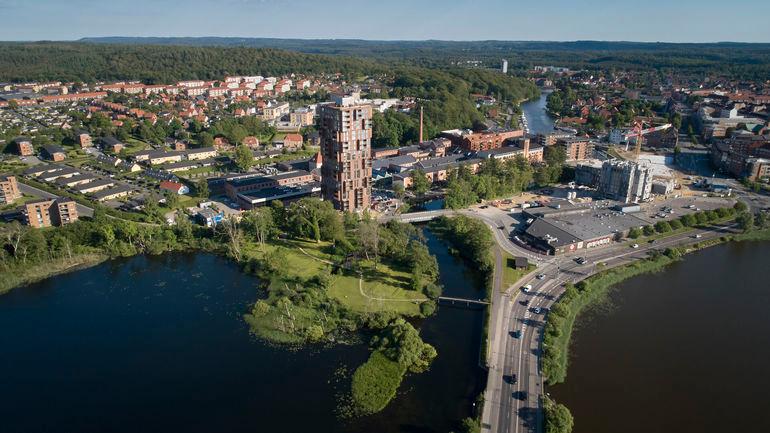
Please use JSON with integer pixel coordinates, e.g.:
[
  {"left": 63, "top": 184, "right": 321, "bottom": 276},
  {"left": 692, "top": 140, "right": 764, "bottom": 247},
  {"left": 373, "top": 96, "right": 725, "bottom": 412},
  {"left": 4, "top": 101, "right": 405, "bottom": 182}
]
[
  {"left": 550, "top": 241, "right": 770, "bottom": 433},
  {"left": 0, "top": 230, "right": 485, "bottom": 433},
  {"left": 521, "top": 91, "right": 554, "bottom": 136}
]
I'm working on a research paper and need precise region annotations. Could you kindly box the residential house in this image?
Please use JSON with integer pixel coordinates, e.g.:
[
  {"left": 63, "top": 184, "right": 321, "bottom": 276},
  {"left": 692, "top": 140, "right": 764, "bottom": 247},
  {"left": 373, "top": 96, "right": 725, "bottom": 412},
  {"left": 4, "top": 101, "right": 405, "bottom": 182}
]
[{"left": 159, "top": 181, "right": 190, "bottom": 195}]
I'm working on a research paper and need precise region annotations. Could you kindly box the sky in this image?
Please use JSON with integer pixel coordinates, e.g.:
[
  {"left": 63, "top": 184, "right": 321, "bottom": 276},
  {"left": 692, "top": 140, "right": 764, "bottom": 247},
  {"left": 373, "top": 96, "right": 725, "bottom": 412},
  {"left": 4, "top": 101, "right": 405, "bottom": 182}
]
[{"left": 0, "top": 0, "right": 769, "bottom": 43}]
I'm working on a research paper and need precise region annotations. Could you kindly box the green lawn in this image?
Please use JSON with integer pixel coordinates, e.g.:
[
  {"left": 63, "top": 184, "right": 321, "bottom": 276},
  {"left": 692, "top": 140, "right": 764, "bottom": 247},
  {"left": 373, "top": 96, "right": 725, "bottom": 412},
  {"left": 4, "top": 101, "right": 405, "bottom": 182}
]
[
  {"left": 501, "top": 250, "right": 536, "bottom": 291},
  {"left": 245, "top": 239, "right": 424, "bottom": 316}
]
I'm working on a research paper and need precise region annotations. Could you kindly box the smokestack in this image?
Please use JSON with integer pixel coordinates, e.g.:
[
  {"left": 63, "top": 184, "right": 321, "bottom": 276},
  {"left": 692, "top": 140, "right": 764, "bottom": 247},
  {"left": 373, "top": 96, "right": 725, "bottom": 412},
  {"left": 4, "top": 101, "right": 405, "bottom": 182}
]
[{"left": 419, "top": 106, "right": 424, "bottom": 143}]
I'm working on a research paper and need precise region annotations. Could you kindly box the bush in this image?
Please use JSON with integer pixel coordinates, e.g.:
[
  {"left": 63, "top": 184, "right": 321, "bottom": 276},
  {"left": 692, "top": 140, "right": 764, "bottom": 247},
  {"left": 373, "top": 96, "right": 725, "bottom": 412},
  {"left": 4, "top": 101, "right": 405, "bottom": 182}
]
[
  {"left": 734, "top": 201, "right": 748, "bottom": 213},
  {"left": 669, "top": 219, "right": 683, "bottom": 230},
  {"left": 643, "top": 225, "right": 655, "bottom": 236}
]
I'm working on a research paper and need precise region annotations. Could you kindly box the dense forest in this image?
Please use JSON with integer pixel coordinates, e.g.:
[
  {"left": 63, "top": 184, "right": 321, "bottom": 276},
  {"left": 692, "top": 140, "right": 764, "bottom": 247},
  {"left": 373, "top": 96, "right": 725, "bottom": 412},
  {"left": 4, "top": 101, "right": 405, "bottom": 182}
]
[
  {"left": 79, "top": 37, "right": 770, "bottom": 80},
  {"left": 0, "top": 43, "right": 385, "bottom": 83}
]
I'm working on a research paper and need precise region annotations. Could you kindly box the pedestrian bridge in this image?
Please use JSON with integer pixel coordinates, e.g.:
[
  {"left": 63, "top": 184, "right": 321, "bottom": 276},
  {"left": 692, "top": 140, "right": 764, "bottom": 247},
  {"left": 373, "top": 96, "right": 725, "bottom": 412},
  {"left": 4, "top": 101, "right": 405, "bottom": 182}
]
[
  {"left": 438, "top": 296, "right": 490, "bottom": 306},
  {"left": 385, "top": 209, "right": 453, "bottom": 223}
]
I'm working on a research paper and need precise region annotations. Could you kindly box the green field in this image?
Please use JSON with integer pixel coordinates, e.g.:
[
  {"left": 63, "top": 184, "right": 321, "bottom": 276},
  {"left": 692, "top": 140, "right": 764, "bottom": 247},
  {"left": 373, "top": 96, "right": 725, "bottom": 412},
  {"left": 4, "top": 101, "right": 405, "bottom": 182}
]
[{"left": 246, "top": 239, "right": 425, "bottom": 316}]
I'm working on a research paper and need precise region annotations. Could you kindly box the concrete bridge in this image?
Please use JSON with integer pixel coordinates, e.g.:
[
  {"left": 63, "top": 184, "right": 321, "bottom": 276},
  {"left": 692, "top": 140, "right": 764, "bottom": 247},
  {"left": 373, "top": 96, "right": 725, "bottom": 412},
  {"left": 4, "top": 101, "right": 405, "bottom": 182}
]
[{"left": 383, "top": 209, "right": 454, "bottom": 223}]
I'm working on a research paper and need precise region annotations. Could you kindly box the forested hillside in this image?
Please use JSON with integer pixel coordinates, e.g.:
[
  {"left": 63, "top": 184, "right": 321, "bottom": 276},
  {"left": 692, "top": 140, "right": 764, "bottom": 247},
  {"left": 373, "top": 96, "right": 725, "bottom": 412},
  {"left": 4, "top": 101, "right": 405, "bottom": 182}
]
[
  {"left": 79, "top": 37, "right": 770, "bottom": 80},
  {"left": 0, "top": 43, "right": 385, "bottom": 83},
  {"left": 0, "top": 42, "right": 538, "bottom": 144}
]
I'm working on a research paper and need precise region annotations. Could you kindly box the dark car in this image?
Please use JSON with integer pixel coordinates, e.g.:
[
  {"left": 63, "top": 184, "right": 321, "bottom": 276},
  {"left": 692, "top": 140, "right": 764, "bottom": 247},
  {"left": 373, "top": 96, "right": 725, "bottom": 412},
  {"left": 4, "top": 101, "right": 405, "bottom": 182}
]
[
  {"left": 512, "top": 330, "right": 522, "bottom": 339},
  {"left": 512, "top": 390, "right": 527, "bottom": 401},
  {"left": 520, "top": 299, "right": 530, "bottom": 306},
  {"left": 510, "top": 373, "right": 517, "bottom": 384}
]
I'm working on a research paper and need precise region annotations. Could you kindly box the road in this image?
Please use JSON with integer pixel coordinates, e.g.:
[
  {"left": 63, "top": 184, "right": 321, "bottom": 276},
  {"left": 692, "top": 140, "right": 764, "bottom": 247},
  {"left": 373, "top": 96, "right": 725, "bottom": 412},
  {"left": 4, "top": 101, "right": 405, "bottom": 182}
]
[
  {"left": 18, "top": 181, "right": 95, "bottom": 218},
  {"left": 482, "top": 218, "right": 736, "bottom": 433},
  {"left": 387, "top": 199, "right": 741, "bottom": 433}
]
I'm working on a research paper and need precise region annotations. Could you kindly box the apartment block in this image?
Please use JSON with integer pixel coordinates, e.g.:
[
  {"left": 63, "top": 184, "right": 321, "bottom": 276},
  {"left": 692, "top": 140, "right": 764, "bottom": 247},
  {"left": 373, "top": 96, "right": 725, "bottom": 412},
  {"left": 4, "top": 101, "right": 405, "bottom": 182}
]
[
  {"left": 23, "top": 197, "right": 79, "bottom": 228},
  {"left": 557, "top": 138, "right": 595, "bottom": 161},
  {"left": 319, "top": 101, "right": 373, "bottom": 212},
  {"left": 15, "top": 137, "right": 34, "bottom": 156},
  {"left": 0, "top": 175, "right": 21, "bottom": 204}
]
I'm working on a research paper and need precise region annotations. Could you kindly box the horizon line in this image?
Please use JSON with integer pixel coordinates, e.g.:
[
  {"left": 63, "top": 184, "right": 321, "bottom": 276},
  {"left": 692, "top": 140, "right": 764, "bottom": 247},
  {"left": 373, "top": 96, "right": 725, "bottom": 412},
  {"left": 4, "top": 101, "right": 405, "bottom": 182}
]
[{"left": 1, "top": 36, "right": 769, "bottom": 45}]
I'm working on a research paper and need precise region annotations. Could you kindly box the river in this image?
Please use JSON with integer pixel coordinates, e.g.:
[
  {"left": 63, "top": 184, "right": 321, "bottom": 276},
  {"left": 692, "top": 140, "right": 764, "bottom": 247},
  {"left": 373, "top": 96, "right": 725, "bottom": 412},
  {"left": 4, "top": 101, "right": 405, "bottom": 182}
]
[
  {"left": 520, "top": 91, "right": 555, "bottom": 136},
  {"left": 0, "top": 230, "right": 485, "bottom": 433},
  {"left": 550, "top": 240, "right": 770, "bottom": 433}
]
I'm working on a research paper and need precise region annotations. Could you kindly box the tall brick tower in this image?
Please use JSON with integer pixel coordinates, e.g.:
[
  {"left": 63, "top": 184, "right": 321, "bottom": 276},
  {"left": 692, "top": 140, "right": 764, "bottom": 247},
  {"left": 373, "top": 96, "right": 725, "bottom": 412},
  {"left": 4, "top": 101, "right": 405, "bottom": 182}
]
[{"left": 319, "top": 98, "right": 373, "bottom": 212}]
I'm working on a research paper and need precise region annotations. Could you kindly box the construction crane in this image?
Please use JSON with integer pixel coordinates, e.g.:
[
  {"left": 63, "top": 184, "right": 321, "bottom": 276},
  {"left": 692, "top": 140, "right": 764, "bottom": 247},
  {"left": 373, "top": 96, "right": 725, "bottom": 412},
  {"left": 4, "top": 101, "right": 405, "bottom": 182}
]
[{"left": 623, "top": 122, "right": 673, "bottom": 159}]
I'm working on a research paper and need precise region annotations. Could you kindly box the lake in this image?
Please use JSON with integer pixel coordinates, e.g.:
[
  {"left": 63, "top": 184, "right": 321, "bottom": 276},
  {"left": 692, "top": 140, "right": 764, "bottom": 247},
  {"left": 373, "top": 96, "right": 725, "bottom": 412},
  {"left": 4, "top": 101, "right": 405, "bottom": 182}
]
[
  {"left": 550, "top": 240, "right": 770, "bottom": 433},
  {"left": 0, "top": 229, "right": 485, "bottom": 433}
]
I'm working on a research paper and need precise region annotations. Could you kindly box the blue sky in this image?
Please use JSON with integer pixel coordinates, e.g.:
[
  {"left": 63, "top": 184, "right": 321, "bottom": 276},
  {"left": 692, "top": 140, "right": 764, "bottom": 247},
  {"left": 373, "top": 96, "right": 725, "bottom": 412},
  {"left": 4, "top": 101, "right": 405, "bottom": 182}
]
[{"left": 1, "top": 0, "right": 768, "bottom": 42}]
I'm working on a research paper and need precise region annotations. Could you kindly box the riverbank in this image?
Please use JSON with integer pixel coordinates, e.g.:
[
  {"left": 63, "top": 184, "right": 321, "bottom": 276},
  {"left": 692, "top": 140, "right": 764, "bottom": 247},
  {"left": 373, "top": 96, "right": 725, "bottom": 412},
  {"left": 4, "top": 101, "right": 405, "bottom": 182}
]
[{"left": 0, "top": 253, "right": 108, "bottom": 295}]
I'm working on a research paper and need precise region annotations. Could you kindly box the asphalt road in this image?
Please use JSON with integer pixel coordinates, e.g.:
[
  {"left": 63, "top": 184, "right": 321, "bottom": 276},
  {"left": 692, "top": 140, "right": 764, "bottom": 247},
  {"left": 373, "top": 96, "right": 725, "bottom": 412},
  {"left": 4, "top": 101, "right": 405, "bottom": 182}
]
[
  {"left": 388, "top": 199, "right": 741, "bottom": 433},
  {"left": 485, "top": 221, "right": 736, "bottom": 433},
  {"left": 17, "top": 181, "right": 95, "bottom": 218}
]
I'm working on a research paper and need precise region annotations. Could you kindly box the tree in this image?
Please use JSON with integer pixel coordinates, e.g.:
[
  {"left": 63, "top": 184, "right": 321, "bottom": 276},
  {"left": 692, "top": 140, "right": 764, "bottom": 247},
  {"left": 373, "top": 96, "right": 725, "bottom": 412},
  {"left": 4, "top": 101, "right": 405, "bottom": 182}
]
[
  {"left": 234, "top": 144, "right": 254, "bottom": 172},
  {"left": 371, "top": 319, "right": 437, "bottom": 373},
  {"left": 643, "top": 225, "right": 655, "bottom": 236},
  {"left": 544, "top": 397, "right": 574, "bottom": 433},
  {"left": 734, "top": 201, "right": 748, "bottom": 213},
  {"left": 627, "top": 227, "right": 642, "bottom": 239},
  {"left": 459, "top": 418, "right": 480, "bottom": 433},
  {"left": 410, "top": 169, "right": 430, "bottom": 196},
  {"left": 736, "top": 212, "right": 754, "bottom": 232},
  {"left": 654, "top": 221, "right": 672, "bottom": 233},
  {"left": 242, "top": 207, "right": 276, "bottom": 249},
  {"left": 219, "top": 215, "right": 243, "bottom": 261},
  {"left": 393, "top": 183, "right": 405, "bottom": 200},
  {"left": 680, "top": 213, "right": 696, "bottom": 227},
  {"left": 196, "top": 178, "right": 209, "bottom": 198},
  {"left": 357, "top": 218, "right": 381, "bottom": 267},
  {"left": 755, "top": 212, "right": 768, "bottom": 229}
]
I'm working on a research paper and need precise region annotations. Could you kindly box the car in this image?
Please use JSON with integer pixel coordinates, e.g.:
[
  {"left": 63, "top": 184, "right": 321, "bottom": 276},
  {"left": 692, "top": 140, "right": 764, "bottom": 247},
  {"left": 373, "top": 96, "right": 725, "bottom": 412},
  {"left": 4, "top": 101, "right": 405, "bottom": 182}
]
[
  {"left": 498, "top": 225, "right": 505, "bottom": 230},
  {"left": 521, "top": 299, "right": 530, "bottom": 306},
  {"left": 480, "top": 205, "right": 489, "bottom": 209},
  {"left": 536, "top": 274, "right": 546, "bottom": 280},
  {"left": 575, "top": 257, "right": 588, "bottom": 265},
  {"left": 521, "top": 284, "right": 532, "bottom": 293},
  {"left": 534, "top": 307, "right": 542, "bottom": 314},
  {"left": 691, "top": 234, "right": 702, "bottom": 239},
  {"left": 510, "top": 373, "right": 517, "bottom": 384},
  {"left": 631, "top": 244, "right": 639, "bottom": 249},
  {"left": 512, "top": 330, "right": 522, "bottom": 339}
]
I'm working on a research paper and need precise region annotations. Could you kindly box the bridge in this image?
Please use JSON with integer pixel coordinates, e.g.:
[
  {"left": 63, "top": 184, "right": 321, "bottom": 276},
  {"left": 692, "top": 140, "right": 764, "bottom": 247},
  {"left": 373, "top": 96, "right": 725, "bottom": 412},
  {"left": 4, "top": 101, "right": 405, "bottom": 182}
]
[
  {"left": 383, "top": 209, "right": 453, "bottom": 223},
  {"left": 438, "top": 296, "right": 490, "bottom": 306}
]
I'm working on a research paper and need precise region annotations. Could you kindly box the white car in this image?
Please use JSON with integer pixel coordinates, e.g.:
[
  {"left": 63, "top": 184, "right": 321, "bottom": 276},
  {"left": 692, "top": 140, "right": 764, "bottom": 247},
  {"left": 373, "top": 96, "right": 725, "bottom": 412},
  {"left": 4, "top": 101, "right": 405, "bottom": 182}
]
[
  {"left": 536, "top": 274, "right": 546, "bottom": 280},
  {"left": 632, "top": 244, "right": 639, "bottom": 249},
  {"left": 521, "top": 284, "right": 533, "bottom": 293}
]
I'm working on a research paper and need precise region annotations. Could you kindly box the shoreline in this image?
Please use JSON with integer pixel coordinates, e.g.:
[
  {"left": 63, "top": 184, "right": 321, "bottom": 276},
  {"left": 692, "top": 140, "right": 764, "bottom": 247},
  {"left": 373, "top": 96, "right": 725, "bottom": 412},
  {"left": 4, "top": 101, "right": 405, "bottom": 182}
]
[
  {"left": 542, "top": 227, "right": 770, "bottom": 431},
  {"left": 0, "top": 253, "right": 109, "bottom": 295}
]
